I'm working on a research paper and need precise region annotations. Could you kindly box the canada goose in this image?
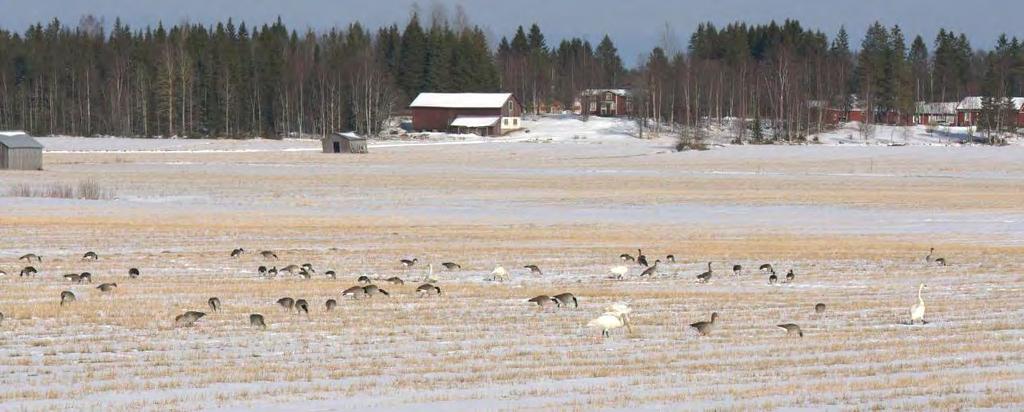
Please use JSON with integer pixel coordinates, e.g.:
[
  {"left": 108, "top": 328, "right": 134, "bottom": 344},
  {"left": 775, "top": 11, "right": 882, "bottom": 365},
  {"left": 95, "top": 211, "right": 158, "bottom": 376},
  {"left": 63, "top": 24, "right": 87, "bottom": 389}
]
[
  {"left": 260, "top": 250, "right": 278, "bottom": 260},
  {"left": 732, "top": 264, "right": 742, "bottom": 276},
  {"left": 174, "top": 311, "right": 206, "bottom": 327},
  {"left": 553, "top": 293, "right": 578, "bottom": 308},
  {"left": 814, "top": 303, "right": 827, "bottom": 314},
  {"left": 441, "top": 262, "right": 461, "bottom": 271},
  {"left": 934, "top": 257, "right": 947, "bottom": 266},
  {"left": 910, "top": 283, "right": 927, "bottom": 324},
  {"left": 690, "top": 312, "right": 719, "bottom": 336},
  {"left": 696, "top": 262, "right": 713, "bottom": 283},
  {"left": 60, "top": 291, "right": 76, "bottom": 306},
  {"left": 230, "top": 248, "right": 245, "bottom": 258},
  {"left": 325, "top": 270, "right": 337, "bottom": 279},
  {"left": 363, "top": 285, "right": 390, "bottom": 297},
  {"left": 524, "top": 265, "right": 543, "bottom": 276},
  {"left": 769, "top": 274, "right": 778, "bottom": 284},
  {"left": 301, "top": 263, "right": 315, "bottom": 274},
  {"left": 637, "top": 249, "right": 648, "bottom": 267},
  {"left": 267, "top": 267, "right": 278, "bottom": 277},
  {"left": 386, "top": 276, "right": 404, "bottom": 285},
  {"left": 325, "top": 299, "right": 337, "bottom": 311},
  {"left": 609, "top": 265, "right": 629, "bottom": 279},
  {"left": 96, "top": 282, "right": 117, "bottom": 292},
  {"left": 20, "top": 266, "right": 37, "bottom": 277},
  {"left": 357, "top": 275, "right": 371, "bottom": 284},
  {"left": 257, "top": 266, "right": 268, "bottom": 277},
  {"left": 401, "top": 258, "right": 418, "bottom": 268},
  {"left": 490, "top": 265, "right": 510, "bottom": 282},
  {"left": 82, "top": 251, "right": 99, "bottom": 260},
  {"left": 759, "top": 263, "right": 774, "bottom": 274},
  {"left": 79, "top": 272, "right": 93, "bottom": 283},
  {"left": 208, "top": 297, "right": 221, "bottom": 312},
  {"left": 640, "top": 260, "right": 660, "bottom": 277},
  {"left": 666, "top": 255, "right": 675, "bottom": 263},
  {"left": 249, "top": 314, "right": 267, "bottom": 329},
  {"left": 416, "top": 283, "right": 442, "bottom": 297},
  {"left": 277, "top": 297, "right": 295, "bottom": 310},
  {"left": 295, "top": 299, "right": 309, "bottom": 314},
  {"left": 620, "top": 253, "right": 635, "bottom": 262},
  {"left": 785, "top": 269, "right": 795, "bottom": 283},
  {"left": 280, "top": 264, "right": 300, "bottom": 275},
  {"left": 298, "top": 269, "right": 312, "bottom": 280},
  {"left": 925, "top": 247, "right": 934, "bottom": 263},
  {"left": 63, "top": 273, "right": 82, "bottom": 283},
  {"left": 528, "top": 295, "right": 560, "bottom": 309},
  {"left": 778, "top": 323, "right": 803, "bottom": 337},
  {"left": 343, "top": 286, "right": 368, "bottom": 299},
  {"left": 19, "top": 253, "right": 42, "bottom": 263},
  {"left": 128, "top": 268, "right": 140, "bottom": 279}
]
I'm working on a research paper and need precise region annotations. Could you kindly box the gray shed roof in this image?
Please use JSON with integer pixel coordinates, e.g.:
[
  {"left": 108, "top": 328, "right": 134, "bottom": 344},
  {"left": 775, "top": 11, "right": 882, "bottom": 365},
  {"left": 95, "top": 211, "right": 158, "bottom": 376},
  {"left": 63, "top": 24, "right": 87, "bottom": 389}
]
[{"left": 0, "top": 133, "right": 44, "bottom": 149}]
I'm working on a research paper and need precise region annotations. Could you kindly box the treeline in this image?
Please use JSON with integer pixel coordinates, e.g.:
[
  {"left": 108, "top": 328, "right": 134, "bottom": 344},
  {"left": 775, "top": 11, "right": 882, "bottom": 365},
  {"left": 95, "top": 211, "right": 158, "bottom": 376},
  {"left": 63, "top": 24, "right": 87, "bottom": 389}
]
[{"left": 1, "top": 11, "right": 1023, "bottom": 140}]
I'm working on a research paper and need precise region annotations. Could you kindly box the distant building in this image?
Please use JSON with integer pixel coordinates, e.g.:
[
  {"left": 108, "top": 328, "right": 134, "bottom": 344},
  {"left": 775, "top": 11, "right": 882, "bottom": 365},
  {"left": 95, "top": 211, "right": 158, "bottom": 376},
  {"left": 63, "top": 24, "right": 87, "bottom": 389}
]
[
  {"left": 574, "top": 89, "right": 633, "bottom": 117},
  {"left": 409, "top": 93, "right": 524, "bottom": 136},
  {"left": 0, "top": 131, "right": 43, "bottom": 170},
  {"left": 956, "top": 96, "right": 1024, "bottom": 126},
  {"left": 914, "top": 102, "right": 958, "bottom": 125},
  {"left": 322, "top": 132, "right": 367, "bottom": 154}
]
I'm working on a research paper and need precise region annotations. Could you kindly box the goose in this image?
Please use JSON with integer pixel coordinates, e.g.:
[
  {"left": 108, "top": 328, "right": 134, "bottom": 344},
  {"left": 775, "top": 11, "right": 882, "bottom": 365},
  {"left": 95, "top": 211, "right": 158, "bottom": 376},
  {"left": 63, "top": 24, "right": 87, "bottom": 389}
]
[
  {"left": 401, "top": 258, "right": 418, "bottom": 268},
  {"left": 815, "top": 303, "right": 827, "bottom": 314},
  {"left": 620, "top": 253, "right": 635, "bottom": 262},
  {"left": 208, "top": 297, "right": 221, "bottom": 312},
  {"left": 79, "top": 272, "right": 93, "bottom": 283},
  {"left": 490, "top": 265, "right": 510, "bottom": 282},
  {"left": 759, "top": 263, "right": 774, "bottom": 274},
  {"left": 910, "top": 283, "right": 927, "bottom": 324},
  {"left": 276, "top": 297, "right": 295, "bottom": 310},
  {"left": 280, "top": 264, "right": 301, "bottom": 275},
  {"left": 609, "top": 265, "right": 629, "bottom": 279},
  {"left": 20, "top": 266, "right": 37, "bottom": 277},
  {"left": 666, "top": 255, "right": 675, "bottom": 263},
  {"left": 732, "top": 264, "right": 742, "bottom": 276},
  {"left": 769, "top": 273, "right": 778, "bottom": 284},
  {"left": 230, "top": 248, "right": 245, "bottom": 258},
  {"left": 0, "top": 311, "right": 4, "bottom": 325},
  {"left": 925, "top": 247, "right": 934, "bottom": 263},
  {"left": 82, "top": 251, "right": 99, "bottom": 260},
  {"left": 257, "top": 266, "right": 268, "bottom": 277},
  {"left": 301, "top": 263, "right": 315, "bottom": 274},
  {"left": 689, "top": 312, "right": 719, "bottom": 336},
  {"left": 934, "top": 257, "right": 947, "bottom": 266},
  {"left": 524, "top": 265, "right": 543, "bottom": 276},
  {"left": 325, "top": 270, "right": 337, "bottom": 279},
  {"left": 343, "top": 286, "right": 368, "bottom": 299},
  {"left": 19, "top": 253, "right": 42, "bottom": 263},
  {"left": 128, "top": 268, "right": 140, "bottom": 279},
  {"left": 267, "top": 267, "right": 278, "bottom": 277},
  {"left": 640, "top": 260, "right": 660, "bottom": 277},
  {"left": 362, "top": 285, "right": 390, "bottom": 297},
  {"left": 357, "top": 275, "right": 372, "bottom": 284},
  {"left": 777, "top": 323, "right": 803, "bottom": 337},
  {"left": 60, "top": 291, "right": 76, "bottom": 306},
  {"left": 416, "top": 283, "right": 442, "bottom": 297},
  {"left": 63, "top": 273, "right": 82, "bottom": 283},
  {"left": 0, "top": 270, "right": 6, "bottom": 277},
  {"left": 249, "top": 314, "right": 267, "bottom": 329},
  {"left": 260, "top": 251, "right": 278, "bottom": 260},
  {"left": 528, "top": 295, "right": 560, "bottom": 309},
  {"left": 696, "top": 262, "right": 713, "bottom": 283},
  {"left": 325, "top": 299, "right": 337, "bottom": 311},
  {"left": 553, "top": 293, "right": 578, "bottom": 308},
  {"left": 637, "top": 249, "right": 648, "bottom": 267},
  {"left": 441, "top": 262, "right": 461, "bottom": 271},
  {"left": 785, "top": 269, "right": 795, "bottom": 283},
  {"left": 174, "top": 311, "right": 206, "bottom": 327},
  {"left": 385, "top": 276, "right": 404, "bottom": 285},
  {"left": 298, "top": 269, "right": 312, "bottom": 280},
  {"left": 295, "top": 299, "right": 309, "bottom": 314},
  {"left": 96, "top": 282, "right": 117, "bottom": 292}
]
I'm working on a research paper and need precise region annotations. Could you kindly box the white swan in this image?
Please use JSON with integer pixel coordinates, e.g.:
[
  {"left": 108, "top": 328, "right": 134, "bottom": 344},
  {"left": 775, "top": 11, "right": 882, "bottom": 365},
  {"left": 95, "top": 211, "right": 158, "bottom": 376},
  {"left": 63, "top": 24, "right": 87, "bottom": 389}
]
[
  {"left": 490, "top": 265, "right": 509, "bottom": 282},
  {"left": 588, "top": 302, "right": 633, "bottom": 338},
  {"left": 910, "top": 283, "right": 927, "bottom": 324},
  {"left": 423, "top": 264, "right": 438, "bottom": 282},
  {"left": 609, "top": 265, "right": 628, "bottom": 279}
]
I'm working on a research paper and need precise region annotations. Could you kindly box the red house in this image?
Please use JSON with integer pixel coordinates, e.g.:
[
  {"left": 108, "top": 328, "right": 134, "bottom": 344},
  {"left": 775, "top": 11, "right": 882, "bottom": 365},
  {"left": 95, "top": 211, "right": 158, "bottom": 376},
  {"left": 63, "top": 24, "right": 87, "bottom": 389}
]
[
  {"left": 574, "top": 89, "right": 633, "bottom": 117},
  {"left": 957, "top": 96, "right": 1024, "bottom": 126},
  {"left": 914, "top": 102, "right": 958, "bottom": 125},
  {"left": 409, "top": 93, "right": 524, "bottom": 136}
]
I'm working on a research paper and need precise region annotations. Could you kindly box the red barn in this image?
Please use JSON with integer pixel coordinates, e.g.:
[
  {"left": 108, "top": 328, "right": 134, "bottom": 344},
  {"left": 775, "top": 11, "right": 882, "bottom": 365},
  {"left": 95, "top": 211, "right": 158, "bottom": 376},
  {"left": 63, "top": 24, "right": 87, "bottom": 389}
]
[
  {"left": 409, "top": 93, "right": 523, "bottom": 136},
  {"left": 957, "top": 96, "right": 1024, "bottom": 126}
]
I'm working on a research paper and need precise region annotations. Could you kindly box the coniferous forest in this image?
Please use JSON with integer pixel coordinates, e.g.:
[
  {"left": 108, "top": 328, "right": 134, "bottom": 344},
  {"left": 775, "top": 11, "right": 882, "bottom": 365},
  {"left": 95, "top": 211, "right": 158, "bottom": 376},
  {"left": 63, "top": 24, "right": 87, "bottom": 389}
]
[{"left": 1, "top": 9, "right": 1022, "bottom": 139}]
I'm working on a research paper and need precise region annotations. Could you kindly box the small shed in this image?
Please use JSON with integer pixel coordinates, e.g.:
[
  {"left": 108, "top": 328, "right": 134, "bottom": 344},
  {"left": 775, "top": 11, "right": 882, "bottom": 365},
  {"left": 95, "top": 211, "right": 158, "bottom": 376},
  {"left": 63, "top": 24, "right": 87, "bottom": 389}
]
[
  {"left": 322, "top": 132, "right": 368, "bottom": 154},
  {"left": 0, "top": 131, "right": 43, "bottom": 170}
]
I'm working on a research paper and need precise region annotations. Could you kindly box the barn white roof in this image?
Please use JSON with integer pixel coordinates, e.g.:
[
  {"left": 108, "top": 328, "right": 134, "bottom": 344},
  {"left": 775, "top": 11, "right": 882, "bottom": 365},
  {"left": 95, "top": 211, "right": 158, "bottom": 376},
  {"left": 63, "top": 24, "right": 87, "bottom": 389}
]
[
  {"left": 957, "top": 96, "right": 1024, "bottom": 111},
  {"left": 449, "top": 116, "right": 500, "bottom": 128},
  {"left": 915, "top": 102, "right": 958, "bottom": 115},
  {"left": 409, "top": 93, "right": 512, "bottom": 109}
]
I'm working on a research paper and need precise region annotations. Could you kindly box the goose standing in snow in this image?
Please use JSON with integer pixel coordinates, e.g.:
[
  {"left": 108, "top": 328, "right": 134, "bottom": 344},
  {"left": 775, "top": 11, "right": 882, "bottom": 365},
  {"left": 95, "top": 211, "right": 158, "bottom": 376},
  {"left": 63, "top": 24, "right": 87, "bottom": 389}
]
[
  {"left": 325, "top": 299, "right": 337, "bottom": 311},
  {"left": 689, "top": 312, "right": 719, "bottom": 336},
  {"left": 82, "top": 251, "right": 99, "bottom": 260},
  {"left": 401, "top": 258, "right": 418, "bottom": 268},
  {"left": 640, "top": 260, "right": 660, "bottom": 277},
  {"left": 759, "top": 263, "right": 774, "bottom": 274},
  {"left": 385, "top": 276, "right": 404, "bottom": 285},
  {"left": 260, "top": 250, "right": 278, "bottom": 260},
  {"left": 416, "top": 283, "right": 442, "bottom": 297},
  {"left": 732, "top": 264, "right": 742, "bottom": 276},
  {"left": 249, "top": 314, "right": 267, "bottom": 329},
  {"left": 768, "top": 273, "right": 778, "bottom": 285},
  {"left": 295, "top": 299, "right": 309, "bottom": 314},
  {"left": 814, "top": 303, "right": 827, "bottom": 314},
  {"left": 636, "top": 249, "right": 649, "bottom": 267},
  {"left": 343, "top": 286, "right": 368, "bottom": 299},
  {"left": 619, "top": 253, "right": 635, "bottom": 263},
  {"left": 441, "top": 262, "right": 461, "bottom": 271},
  {"left": 128, "top": 268, "right": 140, "bottom": 279},
  {"left": 524, "top": 265, "right": 543, "bottom": 276},
  {"left": 553, "top": 293, "right": 578, "bottom": 308},
  {"left": 20, "top": 266, "right": 37, "bottom": 277},
  {"left": 230, "top": 248, "right": 245, "bottom": 258},
  {"left": 362, "top": 285, "right": 389, "bottom": 298},
  {"left": 696, "top": 262, "right": 713, "bottom": 283},
  {"left": 785, "top": 269, "right": 795, "bottom": 283},
  {"left": 665, "top": 255, "right": 675, "bottom": 263},
  {"left": 910, "top": 283, "right": 928, "bottom": 324},
  {"left": 208, "top": 297, "right": 221, "bottom": 312},
  {"left": 357, "top": 275, "right": 372, "bottom": 284},
  {"left": 96, "top": 282, "right": 116, "bottom": 292},
  {"left": 277, "top": 297, "right": 295, "bottom": 310},
  {"left": 777, "top": 323, "right": 803, "bottom": 337},
  {"left": 19, "top": 253, "right": 41, "bottom": 263},
  {"left": 175, "top": 311, "right": 206, "bottom": 327},
  {"left": 60, "top": 291, "right": 76, "bottom": 306},
  {"left": 528, "top": 295, "right": 560, "bottom": 309}
]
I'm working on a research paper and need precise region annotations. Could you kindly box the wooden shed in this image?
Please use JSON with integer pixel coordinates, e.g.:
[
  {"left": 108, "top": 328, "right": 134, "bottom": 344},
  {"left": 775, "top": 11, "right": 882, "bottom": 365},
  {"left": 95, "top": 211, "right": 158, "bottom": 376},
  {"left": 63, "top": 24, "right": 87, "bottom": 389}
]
[
  {"left": 322, "top": 132, "right": 368, "bottom": 154},
  {"left": 0, "top": 132, "right": 43, "bottom": 170}
]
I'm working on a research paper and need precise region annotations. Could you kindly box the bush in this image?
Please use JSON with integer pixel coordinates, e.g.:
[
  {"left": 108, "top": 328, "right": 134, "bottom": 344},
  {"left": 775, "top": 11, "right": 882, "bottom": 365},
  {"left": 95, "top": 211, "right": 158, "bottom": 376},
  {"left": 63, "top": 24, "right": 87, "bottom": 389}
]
[{"left": 5, "top": 180, "right": 114, "bottom": 200}]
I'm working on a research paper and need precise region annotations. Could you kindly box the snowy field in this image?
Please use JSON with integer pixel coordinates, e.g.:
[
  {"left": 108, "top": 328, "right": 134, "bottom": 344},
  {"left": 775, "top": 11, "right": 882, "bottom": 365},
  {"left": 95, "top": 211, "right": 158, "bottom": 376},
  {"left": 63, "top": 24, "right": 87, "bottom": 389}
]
[{"left": 2, "top": 117, "right": 1024, "bottom": 410}]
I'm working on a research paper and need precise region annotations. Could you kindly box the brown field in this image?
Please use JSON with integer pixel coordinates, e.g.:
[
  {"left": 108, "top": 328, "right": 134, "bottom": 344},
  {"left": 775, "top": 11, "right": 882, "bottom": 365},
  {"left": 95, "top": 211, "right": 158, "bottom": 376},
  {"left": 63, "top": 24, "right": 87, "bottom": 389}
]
[{"left": 1, "top": 140, "right": 1023, "bottom": 410}]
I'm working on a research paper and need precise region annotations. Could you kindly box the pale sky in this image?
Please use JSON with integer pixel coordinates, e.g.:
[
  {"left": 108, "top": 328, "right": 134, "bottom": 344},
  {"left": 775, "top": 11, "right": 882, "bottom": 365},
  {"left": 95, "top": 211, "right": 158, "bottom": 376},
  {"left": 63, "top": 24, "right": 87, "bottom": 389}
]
[{"left": 1, "top": 0, "right": 1021, "bottom": 65}]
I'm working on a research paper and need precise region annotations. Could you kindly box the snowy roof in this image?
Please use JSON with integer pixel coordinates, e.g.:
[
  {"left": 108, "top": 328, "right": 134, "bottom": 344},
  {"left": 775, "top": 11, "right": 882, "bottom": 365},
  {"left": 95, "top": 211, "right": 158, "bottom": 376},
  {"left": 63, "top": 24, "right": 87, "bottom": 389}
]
[
  {"left": 915, "top": 102, "right": 958, "bottom": 115},
  {"left": 331, "top": 132, "right": 364, "bottom": 140},
  {"left": 582, "top": 89, "right": 631, "bottom": 97},
  {"left": 957, "top": 96, "right": 1024, "bottom": 111},
  {"left": 409, "top": 93, "right": 513, "bottom": 109},
  {"left": 0, "top": 132, "right": 43, "bottom": 149},
  {"left": 449, "top": 116, "right": 500, "bottom": 128}
]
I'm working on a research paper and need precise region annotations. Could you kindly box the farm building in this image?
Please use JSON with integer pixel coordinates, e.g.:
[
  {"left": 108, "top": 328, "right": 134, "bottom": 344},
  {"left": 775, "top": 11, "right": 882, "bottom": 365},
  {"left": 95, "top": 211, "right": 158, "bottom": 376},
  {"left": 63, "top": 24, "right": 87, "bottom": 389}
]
[
  {"left": 409, "top": 93, "right": 523, "bottom": 136},
  {"left": 574, "top": 89, "right": 633, "bottom": 117},
  {"left": 0, "top": 131, "right": 43, "bottom": 170},
  {"left": 956, "top": 96, "right": 1024, "bottom": 126},
  {"left": 322, "top": 132, "right": 368, "bottom": 154},
  {"left": 914, "top": 102, "right": 958, "bottom": 125}
]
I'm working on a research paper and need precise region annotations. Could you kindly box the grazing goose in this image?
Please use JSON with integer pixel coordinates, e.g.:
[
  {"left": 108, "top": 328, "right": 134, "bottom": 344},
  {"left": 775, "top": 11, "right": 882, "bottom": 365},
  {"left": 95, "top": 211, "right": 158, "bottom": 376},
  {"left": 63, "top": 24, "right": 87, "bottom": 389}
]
[
  {"left": 295, "top": 299, "right": 309, "bottom": 314},
  {"left": 343, "top": 286, "right": 368, "bottom": 299},
  {"left": 277, "top": 297, "right": 295, "bottom": 310},
  {"left": 910, "top": 283, "right": 927, "bottom": 324},
  {"left": 174, "top": 311, "right": 206, "bottom": 327},
  {"left": 637, "top": 249, "right": 648, "bottom": 267},
  {"left": 82, "top": 251, "right": 99, "bottom": 260},
  {"left": 524, "top": 265, "right": 543, "bottom": 276},
  {"left": 769, "top": 273, "right": 778, "bottom": 285},
  {"left": 298, "top": 269, "right": 312, "bottom": 280},
  {"left": 416, "top": 283, "right": 442, "bottom": 297},
  {"left": 441, "top": 262, "right": 461, "bottom": 271},
  {"left": 553, "top": 293, "right": 578, "bottom": 308},
  {"left": 609, "top": 265, "right": 629, "bottom": 279},
  {"left": 666, "top": 255, "right": 675, "bottom": 263},
  {"left": 528, "top": 295, "right": 560, "bottom": 309},
  {"left": 778, "top": 323, "right": 803, "bottom": 337},
  {"left": 230, "top": 248, "right": 245, "bottom": 258},
  {"left": 934, "top": 257, "right": 947, "bottom": 266},
  {"left": 280, "top": 264, "right": 300, "bottom": 275},
  {"left": 208, "top": 297, "right": 221, "bottom": 312},
  {"left": 267, "top": 267, "right": 278, "bottom": 277},
  {"left": 128, "top": 268, "right": 140, "bottom": 279},
  {"left": 640, "top": 260, "right": 660, "bottom": 277},
  {"left": 362, "top": 285, "right": 390, "bottom": 297},
  {"left": 785, "top": 269, "right": 795, "bottom": 283},
  {"left": 759, "top": 263, "right": 774, "bottom": 274},
  {"left": 690, "top": 312, "right": 719, "bottom": 336},
  {"left": 815, "top": 303, "right": 827, "bottom": 314},
  {"left": 260, "top": 251, "right": 278, "bottom": 260},
  {"left": 79, "top": 272, "right": 93, "bottom": 283},
  {"left": 257, "top": 266, "right": 268, "bottom": 277},
  {"left": 696, "top": 262, "right": 713, "bottom": 283},
  {"left": 63, "top": 273, "right": 82, "bottom": 283},
  {"left": 324, "top": 270, "right": 337, "bottom": 279},
  {"left": 732, "top": 264, "right": 742, "bottom": 276},
  {"left": 96, "top": 282, "right": 117, "bottom": 292},
  {"left": 19, "top": 253, "right": 42, "bottom": 263},
  {"left": 490, "top": 265, "right": 509, "bottom": 282},
  {"left": 325, "top": 299, "right": 337, "bottom": 311},
  {"left": 357, "top": 275, "right": 372, "bottom": 284},
  {"left": 385, "top": 276, "right": 404, "bottom": 285},
  {"left": 301, "top": 263, "right": 315, "bottom": 274},
  {"left": 60, "top": 291, "right": 76, "bottom": 306},
  {"left": 20, "top": 266, "right": 37, "bottom": 277},
  {"left": 620, "top": 253, "right": 635, "bottom": 262},
  {"left": 400, "top": 258, "right": 418, "bottom": 268},
  {"left": 249, "top": 314, "right": 267, "bottom": 329}
]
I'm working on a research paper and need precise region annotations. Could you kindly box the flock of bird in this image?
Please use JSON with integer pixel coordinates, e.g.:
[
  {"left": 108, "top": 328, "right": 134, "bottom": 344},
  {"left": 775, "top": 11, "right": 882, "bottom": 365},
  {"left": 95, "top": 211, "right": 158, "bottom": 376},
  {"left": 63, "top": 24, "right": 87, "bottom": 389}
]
[{"left": 0, "top": 247, "right": 946, "bottom": 339}]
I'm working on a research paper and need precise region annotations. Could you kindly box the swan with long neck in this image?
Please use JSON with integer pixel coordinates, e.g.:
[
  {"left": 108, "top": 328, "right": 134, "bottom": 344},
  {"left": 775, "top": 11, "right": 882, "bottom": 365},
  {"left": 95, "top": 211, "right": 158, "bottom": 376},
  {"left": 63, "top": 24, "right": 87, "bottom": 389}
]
[{"left": 910, "top": 283, "right": 927, "bottom": 324}]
